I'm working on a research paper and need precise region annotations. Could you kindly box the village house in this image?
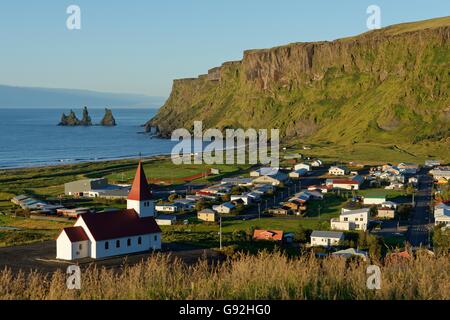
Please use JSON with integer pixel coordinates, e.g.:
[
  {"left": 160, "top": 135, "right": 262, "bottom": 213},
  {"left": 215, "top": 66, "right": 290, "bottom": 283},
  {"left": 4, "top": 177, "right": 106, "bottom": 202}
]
[
  {"left": 155, "top": 214, "right": 177, "bottom": 226},
  {"left": 294, "top": 163, "right": 311, "bottom": 172},
  {"left": 252, "top": 172, "right": 288, "bottom": 186},
  {"left": 377, "top": 207, "right": 396, "bottom": 219},
  {"left": 425, "top": 160, "right": 441, "bottom": 168},
  {"left": 328, "top": 166, "right": 348, "bottom": 176},
  {"left": 220, "top": 177, "right": 254, "bottom": 187},
  {"left": 430, "top": 167, "right": 450, "bottom": 182},
  {"left": 310, "top": 231, "right": 344, "bottom": 247},
  {"left": 250, "top": 167, "right": 280, "bottom": 177},
  {"left": 311, "top": 159, "right": 323, "bottom": 167},
  {"left": 155, "top": 203, "right": 181, "bottom": 213},
  {"left": 253, "top": 229, "right": 293, "bottom": 242},
  {"left": 212, "top": 202, "right": 236, "bottom": 214},
  {"left": 398, "top": 163, "right": 420, "bottom": 174},
  {"left": 331, "top": 208, "right": 370, "bottom": 231},
  {"left": 269, "top": 207, "right": 291, "bottom": 215},
  {"left": 230, "top": 194, "right": 252, "bottom": 205},
  {"left": 64, "top": 178, "right": 129, "bottom": 198},
  {"left": 56, "top": 162, "right": 161, "bottom": 261},
  {"left": 197, "top": 209, "right": 217, "bottom": 222},
  {"left": 289, "top": 168, "right": 308, "bottom": 179},
  {"left": 363, "top": 194, "right": 387, "bottom": 206},
  {"left": 326, "top": 175, "right": 365, "bottom": 190}
]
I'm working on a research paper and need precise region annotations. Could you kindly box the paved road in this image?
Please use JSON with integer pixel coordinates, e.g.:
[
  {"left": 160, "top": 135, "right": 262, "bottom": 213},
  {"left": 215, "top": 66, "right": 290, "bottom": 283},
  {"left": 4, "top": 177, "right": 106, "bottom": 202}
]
[{"left": 406, "top": 170, "right": 433, "bottom": 247}]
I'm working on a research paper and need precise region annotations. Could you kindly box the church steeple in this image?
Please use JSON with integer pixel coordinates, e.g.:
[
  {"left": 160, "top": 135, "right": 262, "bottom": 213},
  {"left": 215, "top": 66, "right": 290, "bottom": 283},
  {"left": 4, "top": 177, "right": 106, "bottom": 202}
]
[
  {"left": 127, "top": 161, "right": 154, "bottom": 217},
  {"left": 128, "top": 161, "right": 153, "bottom": 201}
]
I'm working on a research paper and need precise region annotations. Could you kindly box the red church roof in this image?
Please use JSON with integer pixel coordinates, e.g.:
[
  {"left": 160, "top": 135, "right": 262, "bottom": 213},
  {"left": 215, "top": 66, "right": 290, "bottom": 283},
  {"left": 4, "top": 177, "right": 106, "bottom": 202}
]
[
  {"left": 80, "top": 209, "right": 161, "bottom": 241},
  {"left": 128, "top": 161, "right": 153, "bottom": 201},
  {"left": 62, "top": 226, "right": 89, "bottom": 242}
]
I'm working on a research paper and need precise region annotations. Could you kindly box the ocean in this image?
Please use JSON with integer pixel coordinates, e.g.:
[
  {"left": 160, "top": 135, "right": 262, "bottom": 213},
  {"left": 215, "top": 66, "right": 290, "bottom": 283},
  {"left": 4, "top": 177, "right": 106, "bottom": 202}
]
[{"left": 0, "top": 108, "right": 178, "bottom": 169}]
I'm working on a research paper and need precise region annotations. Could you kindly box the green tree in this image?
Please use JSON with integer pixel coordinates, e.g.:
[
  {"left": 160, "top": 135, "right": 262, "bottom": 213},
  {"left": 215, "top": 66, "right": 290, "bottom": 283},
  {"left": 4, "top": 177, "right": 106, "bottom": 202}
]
[{"left": 432, "top": 226, "right": 450, "bottom": 253}]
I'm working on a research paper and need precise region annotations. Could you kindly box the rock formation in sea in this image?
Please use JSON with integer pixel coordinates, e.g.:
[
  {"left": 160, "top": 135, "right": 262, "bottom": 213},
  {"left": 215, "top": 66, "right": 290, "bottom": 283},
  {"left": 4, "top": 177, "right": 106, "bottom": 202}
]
[
  {"left": 59, "top": 110, "right": 81, "bottom": 126},
  {"left": 80, "top": 106, "right": 92, "bottom": 126},
  {"left": 100, "top": 108, "right": 117, "bottom": 126}
]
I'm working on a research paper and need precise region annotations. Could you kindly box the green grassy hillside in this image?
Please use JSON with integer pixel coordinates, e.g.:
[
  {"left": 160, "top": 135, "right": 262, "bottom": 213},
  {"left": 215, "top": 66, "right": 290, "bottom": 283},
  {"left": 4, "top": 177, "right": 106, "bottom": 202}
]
[{"left": 147, "top": 17, "right": 450, "bottom": 161}]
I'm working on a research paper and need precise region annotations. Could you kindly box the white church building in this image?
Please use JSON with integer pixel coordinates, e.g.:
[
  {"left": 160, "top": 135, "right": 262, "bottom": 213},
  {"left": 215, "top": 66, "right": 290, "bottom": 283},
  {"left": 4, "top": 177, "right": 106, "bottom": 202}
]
[{"left": 56, "top": 161, "right": 162, "bottom": 261}]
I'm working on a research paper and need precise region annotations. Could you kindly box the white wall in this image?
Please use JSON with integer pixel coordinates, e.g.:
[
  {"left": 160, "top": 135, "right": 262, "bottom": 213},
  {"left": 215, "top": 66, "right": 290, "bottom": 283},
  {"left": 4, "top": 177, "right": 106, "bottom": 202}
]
[
  {"left": 56, "top": 231, "right": 90, "bottom": 261},
  {"left": 93, "top": 233, "right": 161, "bottom": 259},
  {"left": 311, "top": 236, "right": 342, "bottom": 247},
  {"left": 56, "top": 232, "right": 73, "bottom": 260},
  {"left": 127, "top": 199, "right": 155, "bottom": 217}
]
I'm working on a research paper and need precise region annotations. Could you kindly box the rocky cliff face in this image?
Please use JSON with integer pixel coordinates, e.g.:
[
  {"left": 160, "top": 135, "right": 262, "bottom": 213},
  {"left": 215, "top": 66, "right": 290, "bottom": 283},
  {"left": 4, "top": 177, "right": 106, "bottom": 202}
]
[{"left": 146, "top": 17, "right": 450, "bottom": 149}]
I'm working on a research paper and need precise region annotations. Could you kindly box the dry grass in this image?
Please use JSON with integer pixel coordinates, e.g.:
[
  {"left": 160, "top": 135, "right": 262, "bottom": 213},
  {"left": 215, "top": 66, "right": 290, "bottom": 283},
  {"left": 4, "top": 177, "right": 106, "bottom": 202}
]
[{"left": 0, "top": 250, "right": 448, "bottom": 300}]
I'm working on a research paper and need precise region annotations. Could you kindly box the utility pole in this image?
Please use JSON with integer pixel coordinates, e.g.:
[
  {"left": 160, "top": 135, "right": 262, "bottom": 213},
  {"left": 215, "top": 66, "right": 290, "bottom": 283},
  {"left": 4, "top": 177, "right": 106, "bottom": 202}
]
[
  {"left": 258, "top": 203, "right": 261, "bottom": 220},
  {"left": 219, "top": 215, "right": 222, "bottom": 250}
]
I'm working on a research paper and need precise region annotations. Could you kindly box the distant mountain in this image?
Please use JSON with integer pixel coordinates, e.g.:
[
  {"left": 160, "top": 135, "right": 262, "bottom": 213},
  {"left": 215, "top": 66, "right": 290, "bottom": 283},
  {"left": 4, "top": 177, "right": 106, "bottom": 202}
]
[
  {"left": 147, "top": 16, "right": 450, "bottom": 158},
  {"left": 0, "top": 85, "right": 165, "bottom": 108}
]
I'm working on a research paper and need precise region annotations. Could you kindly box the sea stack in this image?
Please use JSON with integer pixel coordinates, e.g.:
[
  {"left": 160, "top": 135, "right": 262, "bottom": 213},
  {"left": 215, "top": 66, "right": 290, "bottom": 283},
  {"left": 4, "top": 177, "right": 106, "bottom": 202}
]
[
  {"left": 80, "top": 106, "right": 92, "bottom": 126},
  {"left": 59, "top": 110, "right": 81, "bottom": 126},
  {"left": 100, "top": 108, "right": 117, "bottom": 126}
]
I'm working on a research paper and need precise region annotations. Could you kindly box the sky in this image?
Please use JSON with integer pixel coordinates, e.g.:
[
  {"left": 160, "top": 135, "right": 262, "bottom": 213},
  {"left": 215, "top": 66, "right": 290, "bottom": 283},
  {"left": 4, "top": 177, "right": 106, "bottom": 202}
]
[{"left": 0, "top": 0, "right": 448, "bottom": 97}]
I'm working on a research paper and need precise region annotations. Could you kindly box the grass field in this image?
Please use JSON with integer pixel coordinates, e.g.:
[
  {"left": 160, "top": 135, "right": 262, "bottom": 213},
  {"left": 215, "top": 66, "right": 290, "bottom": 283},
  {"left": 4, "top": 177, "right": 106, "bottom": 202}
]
[{"left": 1, "top": 250, "right": 448, "bottom": 300}]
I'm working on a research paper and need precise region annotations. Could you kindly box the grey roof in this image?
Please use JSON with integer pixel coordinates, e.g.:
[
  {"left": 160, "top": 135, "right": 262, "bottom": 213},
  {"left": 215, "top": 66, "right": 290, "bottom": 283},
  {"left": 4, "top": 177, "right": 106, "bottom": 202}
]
[
  {"left": 341, "top": 208, "right": 370, "bottom": 216},
  {"left": 311, "top": 231, "right": 344, "bottom": 239}
]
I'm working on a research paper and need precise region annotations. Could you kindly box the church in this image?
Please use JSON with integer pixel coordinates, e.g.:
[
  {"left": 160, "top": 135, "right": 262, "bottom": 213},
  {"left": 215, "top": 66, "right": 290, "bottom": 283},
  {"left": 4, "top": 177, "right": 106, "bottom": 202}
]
[{"left": 56, "top": 161, "right": 162, "bottom": 261}]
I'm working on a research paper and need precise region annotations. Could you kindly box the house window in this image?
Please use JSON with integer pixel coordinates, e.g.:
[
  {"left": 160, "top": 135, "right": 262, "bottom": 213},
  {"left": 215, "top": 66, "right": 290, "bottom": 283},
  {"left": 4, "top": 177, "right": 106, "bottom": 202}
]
[
  {"left": 79, "top": 244, "right": 83, "bottom": 250},
  {"left": 127, "top": 239, "right": 131, "bottom": 247},
  {"left": 154, "top": 235, "right": 157, "bottom": 242},
  {"left": 116, "top": 240, "right": 120, "bottom": 248},
  {"left": 138, "top": 237, "right": 142, "bottom": 245},
  {"left": 105, "top": 242, "right": 109, "bottom": 250},
  {"left": 344, "top": 218, "right": 348, "bottom": 222}
]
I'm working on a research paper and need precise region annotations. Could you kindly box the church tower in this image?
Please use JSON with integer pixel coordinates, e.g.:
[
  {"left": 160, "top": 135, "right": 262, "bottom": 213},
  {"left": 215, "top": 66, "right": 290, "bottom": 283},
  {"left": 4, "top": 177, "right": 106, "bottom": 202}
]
[{"left": 127, "top": 161, "right": 155, "bottom": 218}]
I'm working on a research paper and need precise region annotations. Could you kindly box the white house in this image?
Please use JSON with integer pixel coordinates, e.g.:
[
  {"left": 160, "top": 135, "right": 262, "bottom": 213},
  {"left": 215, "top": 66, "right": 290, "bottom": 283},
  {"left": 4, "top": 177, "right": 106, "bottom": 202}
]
[
  {"left": 230, "top": 194, "right": 252, "bottom": 205},
  {"left": 294, "top": 163, "right": 311, "bottom": 172},
  {"left": 289, "top": 168, "right": 308, "bottom": 179},
  {"left": 250, "top": 167, "right": 280, "bottom": 177},
  {"left": 310, "top": 231, "right": 344, "bottom": 247},
  {"left": 311, "top": 159, "right": 323, "bottom": 168},
  {"left": 155, "top": 214, "right": 177, "bottom": 226},
  {"left": 363, "top": 195, "right": 386, "bottom": 206},
  {"left": 435, "top": 213, "right": 450, "bottom": 228},
  {"left": 328, "top": 166, "right": 348, "bottom": 176},
  {"left": 252, "top": 172, "right": 288, "bottom": 186},
  {"left": 434, "top": 203, "right": 450, "bottom": 218},
  {"left": 155, "top": 204, "right": 180, "bottom": 213},
  {"left": 213, "top": 202, "right": 236, "bottom": 214},
  {"left": 331, "top": 208, "right": 370, "bottom": 231},
  {"left": 56, "top": 162, "right": 161, "bottom": 261}
]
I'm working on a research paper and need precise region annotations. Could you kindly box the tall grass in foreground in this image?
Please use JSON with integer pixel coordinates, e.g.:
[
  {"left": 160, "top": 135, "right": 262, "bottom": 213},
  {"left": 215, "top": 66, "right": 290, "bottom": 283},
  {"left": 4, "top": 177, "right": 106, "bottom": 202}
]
[{"left": 0, "top": 251, "right": 448, "bottom": 300}]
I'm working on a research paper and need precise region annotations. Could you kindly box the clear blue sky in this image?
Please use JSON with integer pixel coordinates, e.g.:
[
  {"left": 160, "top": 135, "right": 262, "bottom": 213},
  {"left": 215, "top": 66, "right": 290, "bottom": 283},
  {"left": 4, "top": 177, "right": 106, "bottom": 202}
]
[{"left": 0, "top": 0, "right": 448, "bottom": 97}]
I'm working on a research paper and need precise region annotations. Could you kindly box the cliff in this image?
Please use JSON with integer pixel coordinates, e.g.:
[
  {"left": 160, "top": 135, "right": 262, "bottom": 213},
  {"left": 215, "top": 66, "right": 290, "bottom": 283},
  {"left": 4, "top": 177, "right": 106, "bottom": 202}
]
[{"left": 146, "top": 17, "right": 450, "bottom": 151}]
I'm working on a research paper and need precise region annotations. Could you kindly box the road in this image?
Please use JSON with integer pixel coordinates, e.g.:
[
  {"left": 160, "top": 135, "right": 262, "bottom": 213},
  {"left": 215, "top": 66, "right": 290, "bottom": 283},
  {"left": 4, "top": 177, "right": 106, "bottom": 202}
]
[{"left": 406, "top": 169, "right": 433, "bottom": 247}]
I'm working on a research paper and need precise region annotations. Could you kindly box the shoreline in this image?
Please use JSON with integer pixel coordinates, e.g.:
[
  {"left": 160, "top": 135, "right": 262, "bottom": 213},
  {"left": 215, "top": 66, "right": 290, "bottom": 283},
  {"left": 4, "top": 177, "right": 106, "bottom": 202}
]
[{"left": 0, "top": 153, "right": 173, "bottom": 172}]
